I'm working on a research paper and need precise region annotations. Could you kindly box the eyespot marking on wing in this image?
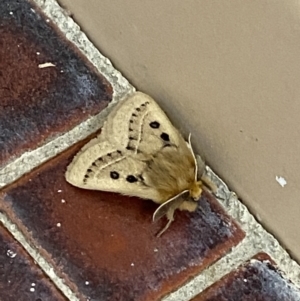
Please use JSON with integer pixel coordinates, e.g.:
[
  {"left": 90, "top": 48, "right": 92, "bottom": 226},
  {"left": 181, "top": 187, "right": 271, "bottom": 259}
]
[
  {"left": 126, "top": 175, "right": 138, "bottom": 183},
  {"left": 110, "top": 171, "right": 120, "bottom": 179},
  {"left": 160, "top": 132, "right": 170, "bottom": 142},
  {"left": 149, "top": 121, "right": 160, "bottom": 129}
]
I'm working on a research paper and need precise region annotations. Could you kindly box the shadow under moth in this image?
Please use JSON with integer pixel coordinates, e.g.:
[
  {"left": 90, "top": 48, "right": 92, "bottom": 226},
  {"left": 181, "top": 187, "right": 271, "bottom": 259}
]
[{"left": 65, "top": 92, "right": 214, "bottom": 236}]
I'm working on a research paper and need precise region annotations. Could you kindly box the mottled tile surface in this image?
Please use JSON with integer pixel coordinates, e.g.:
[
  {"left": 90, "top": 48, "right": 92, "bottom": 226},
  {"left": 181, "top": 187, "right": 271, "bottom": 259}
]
[
  {"left": 0, "top": 135, "right": 244, "bottom": 301},
  {"left": 193, "top": 253, "right": 300, "bottom": 301},
  {"left": 0, "top": 223, "right": 67, "bottom": 301},
  {"left": 0, "top": 0, "right": 112, "bottom": 166}
]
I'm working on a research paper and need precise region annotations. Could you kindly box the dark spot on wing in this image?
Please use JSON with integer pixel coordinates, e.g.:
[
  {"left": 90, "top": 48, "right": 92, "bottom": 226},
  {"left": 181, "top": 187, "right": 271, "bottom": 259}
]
[
  {"left": 126, "top": 146, "right": 135, "bottom": 151},
  {"left": 126, "top": 175, "right": 138, "bottom": 183},
  {"left": 110, "top": 171, "right": 119, "bottom": 180},
  {"left": 160, "top": 132, "right": 170, "bottom": 142},
  {"left": 150, "top": 121, "right": 160, "bottom": 129}
]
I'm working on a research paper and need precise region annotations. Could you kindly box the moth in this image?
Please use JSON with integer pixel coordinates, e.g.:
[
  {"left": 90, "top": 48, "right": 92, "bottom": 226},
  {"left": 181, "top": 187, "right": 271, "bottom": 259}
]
[{"left": 65, "top": 92, "right": 213, "bottom": 236}]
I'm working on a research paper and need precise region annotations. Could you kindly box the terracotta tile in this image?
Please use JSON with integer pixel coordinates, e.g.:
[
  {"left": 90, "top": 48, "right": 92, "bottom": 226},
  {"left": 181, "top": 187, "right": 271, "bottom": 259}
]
[
  {"left": 192, "top": 253, "right": 300, "bottom": 301},
  {"left": 0, "top": 0, "right": 112, "bottom": 166},
  {"left": 0, "top": 223, "right": 67, "bottom": 301},
  {"left": 0, "top": 135, "right": 245, "bottom": 301}
]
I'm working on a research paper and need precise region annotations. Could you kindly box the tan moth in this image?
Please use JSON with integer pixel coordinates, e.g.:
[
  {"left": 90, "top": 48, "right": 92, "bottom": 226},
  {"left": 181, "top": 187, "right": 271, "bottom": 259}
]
[{"left": 65, "top": 92, "right": 212, "bottom": 236}]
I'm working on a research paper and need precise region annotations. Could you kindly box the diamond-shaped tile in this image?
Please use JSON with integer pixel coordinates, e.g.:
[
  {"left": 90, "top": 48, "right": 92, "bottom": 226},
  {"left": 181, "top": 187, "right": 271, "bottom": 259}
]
[
  {"left": 0, "top": 223, "right": 67, "bottom": 301},
  {"left": 192, "top": 253, "right": 300, "bottom": 301},
  {"left": 0, "top": 135, "right": 245, "bottom": 301},
  {"left": 0, "top": 0, "right": 112, "bottom": 166}
]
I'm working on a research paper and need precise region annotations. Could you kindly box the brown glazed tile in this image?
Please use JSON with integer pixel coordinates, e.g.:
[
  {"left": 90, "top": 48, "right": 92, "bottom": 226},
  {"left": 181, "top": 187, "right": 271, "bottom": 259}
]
[
  {"left": 192, "top": 253, "right": 300, "bottom": 301},
  {"left": 0, "top": 223, "right": 67, "bottom": 301},
  {"left": 0, "top": 0, "right": 112, "bottom": 166},
  {"left": 0, "top": 136, "right": 245, "bottom": 301}
]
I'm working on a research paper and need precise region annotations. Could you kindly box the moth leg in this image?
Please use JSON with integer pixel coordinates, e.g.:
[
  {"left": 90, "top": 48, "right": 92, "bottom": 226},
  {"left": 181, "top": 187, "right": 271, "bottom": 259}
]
[
  {"left": 156, "top": 206, "right": 176, "bottom": 237},
  {"left": 201, "top": 175, "right": 218, "bottom": 193}
]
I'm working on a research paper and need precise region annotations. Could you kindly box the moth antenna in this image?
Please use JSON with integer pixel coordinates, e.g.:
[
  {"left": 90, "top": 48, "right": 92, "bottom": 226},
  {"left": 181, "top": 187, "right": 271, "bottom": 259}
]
[
  {"left": 152, "top": 190, "right": 188, "bottom": 222},
  {"left": 187, "top": 133, "right": 198, "bottom": 181}
]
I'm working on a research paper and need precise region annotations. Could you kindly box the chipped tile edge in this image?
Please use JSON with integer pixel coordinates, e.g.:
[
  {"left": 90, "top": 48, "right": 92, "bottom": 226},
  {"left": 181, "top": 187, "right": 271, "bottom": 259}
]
[
  {"left": 0, "top": 212, "right": 80, "bottom": 301},
  {"left": 0, "top": 0, "right": 136, "bottom": 187},
  {"left": 33, "top": 0, "right": 134, "bottom": 99},
  {"left": 163, "top": 166, "right": 300, "bottom": 301}
]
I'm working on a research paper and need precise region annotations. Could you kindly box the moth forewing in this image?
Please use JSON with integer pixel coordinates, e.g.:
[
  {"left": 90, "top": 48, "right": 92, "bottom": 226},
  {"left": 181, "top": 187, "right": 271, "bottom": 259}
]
[{"left": 65, "top": 91, "right": 208, "bottom": 236}]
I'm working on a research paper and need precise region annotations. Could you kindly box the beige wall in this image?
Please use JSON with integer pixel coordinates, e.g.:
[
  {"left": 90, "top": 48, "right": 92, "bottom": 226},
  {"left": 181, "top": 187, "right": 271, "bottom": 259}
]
[{"left": 59, "top": 0, "right": 300, "bottom": 261}]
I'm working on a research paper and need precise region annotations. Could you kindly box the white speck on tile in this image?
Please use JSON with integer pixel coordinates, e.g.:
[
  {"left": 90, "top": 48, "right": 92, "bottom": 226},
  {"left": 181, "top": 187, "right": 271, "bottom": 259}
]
[
  {"left": 131, "top": 263, "right": 134, "bottom": 266},
  {"left": 154, "top": 248, "right": 158, "bottom": 252},
  {"left": 38, "top": 62, "right": 56, "bottom": 69},
  {"left": 61, "top": 199, "right": 66, "bottom": 203},
  {"left": 36, "top": 52, "right": 40, "bottom": 55},
  {"left": 6, "top": 250, "right": 17, "bottom": 258},
  {"left": 30, "top": 287, "right": 35, "bottom": 292},
  {"left": 56, "top": 223, "right": 61, "bottom": 227},
  {"left": 85, "top": 281, "right": 89, "bottom": 285},
  {"left": 60, "top": 70, "right": 64, "bottom": 73},
  {"left": 276, "top": 176, "right": 287, "bottom": 187},
  {"left": 31, "top": 283, "right": 36, "bottom": 287},
  {"left": 57, "top": 190, "right": 62, "bottom": 193},
  {"left": 243, "top": 279, "right": 248, "bottom": 282},
  {"left": 9, "top": 12, "right": 13, "bottom": 15},
  {"left": 30, "top": 8, "right": 35, "bottom": 13},
  {"left": 46, "top": 19, "right": 50, "bottom": 22}
]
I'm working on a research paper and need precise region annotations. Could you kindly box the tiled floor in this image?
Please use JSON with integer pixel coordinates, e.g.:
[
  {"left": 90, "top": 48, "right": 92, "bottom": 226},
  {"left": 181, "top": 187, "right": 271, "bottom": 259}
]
[
  {"left": 191, "top": 253, "right": 300, "bottom": 301},
  {"left": 0, "top": 224, "right": 67, "bottom": 301},
  {"left": 0, "top": 0, "right": 299, "bottom": 301}
]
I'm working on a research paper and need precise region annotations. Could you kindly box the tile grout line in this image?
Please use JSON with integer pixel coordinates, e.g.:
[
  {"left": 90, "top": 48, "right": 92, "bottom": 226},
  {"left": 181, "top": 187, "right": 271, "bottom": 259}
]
[
  {"left": 0, "top": 91, "right": 129, "bottom": 188},
  {"left": 33, "top": 0, "right": 134, "bottom": 97},
  {"left": 0, "top": 212, "right": 80, "bottom": 301},
  {"left": 163, "top": 167, "right": 300, "bottom": 301},
  {"left": 0, "top": 0, "right": 135, "bottom": 188}
]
